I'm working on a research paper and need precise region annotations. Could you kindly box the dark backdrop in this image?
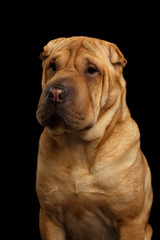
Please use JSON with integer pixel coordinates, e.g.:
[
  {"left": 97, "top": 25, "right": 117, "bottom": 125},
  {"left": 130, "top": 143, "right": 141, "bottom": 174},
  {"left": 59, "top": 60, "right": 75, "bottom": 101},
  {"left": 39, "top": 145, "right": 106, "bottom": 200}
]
[{"left": 9, "top": 6, "right": 159, "bottom": 240}]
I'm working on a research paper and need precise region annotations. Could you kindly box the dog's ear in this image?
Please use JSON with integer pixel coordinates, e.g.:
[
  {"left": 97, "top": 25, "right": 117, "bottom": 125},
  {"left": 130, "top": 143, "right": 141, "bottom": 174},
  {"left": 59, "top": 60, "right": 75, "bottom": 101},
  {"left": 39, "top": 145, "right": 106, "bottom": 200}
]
[
  {"left": 39, "top": 51, "right": 47, "bottom": 60},
  {"left": 40, "top": 38, "right": 66, "bottom": 61},
  {"left": 109, "top": 43, "right": 127, "bottom": 68},
  {"left": 40, "top": 41, "right": 55, "bottom": 60}
]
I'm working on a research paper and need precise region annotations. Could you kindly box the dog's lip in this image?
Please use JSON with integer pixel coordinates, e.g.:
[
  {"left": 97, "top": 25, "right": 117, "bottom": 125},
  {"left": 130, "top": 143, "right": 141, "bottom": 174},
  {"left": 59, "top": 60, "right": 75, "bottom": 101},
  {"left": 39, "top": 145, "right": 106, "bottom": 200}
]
[{"left": 78, "top": 124, "right": 93, "bottom": 132}]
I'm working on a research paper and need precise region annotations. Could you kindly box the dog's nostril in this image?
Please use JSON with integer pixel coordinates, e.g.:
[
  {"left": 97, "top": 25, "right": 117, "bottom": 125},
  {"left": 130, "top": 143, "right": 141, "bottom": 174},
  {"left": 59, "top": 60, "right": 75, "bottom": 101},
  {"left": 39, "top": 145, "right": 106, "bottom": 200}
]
[
  {"left": 48, "top": 92, "right": 54, "bottom": 98},
  {"left": 58, "top": 91, "right": 65, "bottom": 100}
]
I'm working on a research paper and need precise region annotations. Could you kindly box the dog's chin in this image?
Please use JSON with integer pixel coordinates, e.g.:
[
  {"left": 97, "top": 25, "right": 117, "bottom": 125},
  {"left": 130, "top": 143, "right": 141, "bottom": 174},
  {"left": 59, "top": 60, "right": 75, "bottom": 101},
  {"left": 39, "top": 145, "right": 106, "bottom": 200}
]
[{"left": 49, "top": 114, "right": 63, "bottom": 128}]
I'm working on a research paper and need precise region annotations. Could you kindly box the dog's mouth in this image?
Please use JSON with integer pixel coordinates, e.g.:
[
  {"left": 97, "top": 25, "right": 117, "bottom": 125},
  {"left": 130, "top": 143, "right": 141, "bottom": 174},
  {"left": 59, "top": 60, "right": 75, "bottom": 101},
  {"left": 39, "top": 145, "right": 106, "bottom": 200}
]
[
  {"left": 45, "top": 109, "right": 94, "bottom": 132},
  {"left": 50, "top": 111, "right": 83, "bottom": 131},
  {"left": 37, "top": 98, "right": 96, "bottom": 132}
]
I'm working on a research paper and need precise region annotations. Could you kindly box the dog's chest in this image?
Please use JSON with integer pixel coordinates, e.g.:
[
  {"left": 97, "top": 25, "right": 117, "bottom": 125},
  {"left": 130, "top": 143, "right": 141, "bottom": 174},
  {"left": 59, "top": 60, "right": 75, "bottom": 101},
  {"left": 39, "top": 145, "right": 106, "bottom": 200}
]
[{"left": 37, "top": 164, "right": 118, "bottom": 240}]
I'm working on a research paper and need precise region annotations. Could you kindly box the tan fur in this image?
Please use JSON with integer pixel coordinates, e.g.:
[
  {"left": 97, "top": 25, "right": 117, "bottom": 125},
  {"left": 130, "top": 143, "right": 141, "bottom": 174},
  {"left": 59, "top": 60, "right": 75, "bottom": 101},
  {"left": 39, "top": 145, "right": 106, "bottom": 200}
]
[{"left": 36, "top": 36, "right": 153, "bottom": 240}]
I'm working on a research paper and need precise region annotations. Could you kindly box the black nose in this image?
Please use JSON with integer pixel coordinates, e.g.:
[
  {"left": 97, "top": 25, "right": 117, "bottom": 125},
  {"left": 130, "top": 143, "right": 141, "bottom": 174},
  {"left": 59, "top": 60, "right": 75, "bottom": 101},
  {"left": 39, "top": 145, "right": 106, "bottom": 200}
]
[{"left": 48, "top": 87, "right": 67, "bottom": 103}]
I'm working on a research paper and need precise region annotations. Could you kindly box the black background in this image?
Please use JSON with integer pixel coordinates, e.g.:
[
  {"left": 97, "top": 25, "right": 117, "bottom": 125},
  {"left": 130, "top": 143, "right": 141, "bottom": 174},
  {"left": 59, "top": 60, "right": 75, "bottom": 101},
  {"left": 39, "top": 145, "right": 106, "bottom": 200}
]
[{"left": 6, "top": 4, "right": 159, "bottom": 240}]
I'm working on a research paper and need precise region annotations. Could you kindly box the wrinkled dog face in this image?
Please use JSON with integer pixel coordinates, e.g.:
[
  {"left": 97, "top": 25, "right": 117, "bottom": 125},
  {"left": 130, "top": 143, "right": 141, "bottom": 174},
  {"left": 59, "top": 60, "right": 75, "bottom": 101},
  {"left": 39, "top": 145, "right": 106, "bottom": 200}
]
[{"left": 36, "top": 37, "right": 127, "bottom": 132}]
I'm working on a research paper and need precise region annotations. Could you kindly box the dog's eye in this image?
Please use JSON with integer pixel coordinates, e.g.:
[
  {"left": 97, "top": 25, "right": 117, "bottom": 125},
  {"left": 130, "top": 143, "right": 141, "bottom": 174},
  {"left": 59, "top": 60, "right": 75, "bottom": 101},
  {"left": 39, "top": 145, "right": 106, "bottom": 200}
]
[
  {"left": 86, "top": 66, "right": 98, "bottom": 75},
  {"left": 50, "top": 61, "right": 56, "bottom": 72}
]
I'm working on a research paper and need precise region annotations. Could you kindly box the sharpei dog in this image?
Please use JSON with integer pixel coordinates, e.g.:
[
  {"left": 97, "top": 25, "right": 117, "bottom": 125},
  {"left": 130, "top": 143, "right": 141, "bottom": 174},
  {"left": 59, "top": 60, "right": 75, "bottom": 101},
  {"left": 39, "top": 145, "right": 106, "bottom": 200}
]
[{"left": 36, "top": 36, "right": 153, "bottom": 240}]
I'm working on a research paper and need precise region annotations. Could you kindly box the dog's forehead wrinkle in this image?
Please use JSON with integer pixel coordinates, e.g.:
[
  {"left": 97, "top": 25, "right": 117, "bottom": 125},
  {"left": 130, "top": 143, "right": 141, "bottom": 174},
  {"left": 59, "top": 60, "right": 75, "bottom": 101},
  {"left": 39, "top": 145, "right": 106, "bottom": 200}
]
[
  {"left": 50, "top": 40, "right": 83, "bottom": 65},
  {"left": 54, "top": 38, "right": 96, "bottom": 55},
  {"left": 44, "top": 37, "right": 112, "bottom": 64},
  {"left": 52, "top": 38, "right": 82, "bottom": 54},
  {"left": 48, "top": 37, "right": 109, "bottom": 65},
  {"left": 81, "top": 39, "right": 97, "bottom": 53},
  {"left": 52, "top": 42, "right": 96, "bottom": 72},
  {"left": 52, "top": 38, "right": 74, "bottom": 52}
]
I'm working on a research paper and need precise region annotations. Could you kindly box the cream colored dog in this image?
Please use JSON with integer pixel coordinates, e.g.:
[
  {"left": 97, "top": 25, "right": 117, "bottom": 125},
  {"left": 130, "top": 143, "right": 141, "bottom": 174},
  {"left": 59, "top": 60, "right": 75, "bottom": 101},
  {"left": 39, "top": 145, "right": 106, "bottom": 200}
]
[{"left": 36, "top": 36, "right": 153, "bottom": 240}]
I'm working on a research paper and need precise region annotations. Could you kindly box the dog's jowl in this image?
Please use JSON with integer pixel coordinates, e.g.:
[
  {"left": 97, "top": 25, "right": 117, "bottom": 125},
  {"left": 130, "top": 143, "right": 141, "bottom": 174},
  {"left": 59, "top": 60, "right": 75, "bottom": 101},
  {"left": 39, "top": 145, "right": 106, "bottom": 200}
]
[{"left": 36, "top": 36, "right": 153, "bottom": 240}]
